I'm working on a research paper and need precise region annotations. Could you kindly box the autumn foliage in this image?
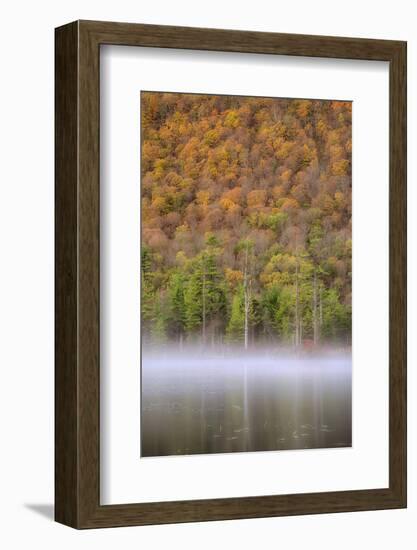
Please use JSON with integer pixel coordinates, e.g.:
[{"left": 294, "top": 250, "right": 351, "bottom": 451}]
[{"left": 141, "top": 92, "right": 352, "bottom": 348}]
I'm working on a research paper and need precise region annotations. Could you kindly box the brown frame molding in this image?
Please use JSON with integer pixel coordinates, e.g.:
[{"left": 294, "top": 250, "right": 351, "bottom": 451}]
[{"left": 55, "top": 20, "right": 407, "bottom": 529}]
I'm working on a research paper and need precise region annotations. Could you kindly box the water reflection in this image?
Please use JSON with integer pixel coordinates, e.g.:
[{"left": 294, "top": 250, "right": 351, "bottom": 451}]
[{"left": 141, "top": 350, "right": 351, "bottom": 457}]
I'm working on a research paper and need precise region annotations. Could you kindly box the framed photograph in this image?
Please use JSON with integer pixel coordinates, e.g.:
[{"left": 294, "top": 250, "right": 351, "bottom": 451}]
[{"left": 55, "top": 20, "right": 406, "bottom": 528}]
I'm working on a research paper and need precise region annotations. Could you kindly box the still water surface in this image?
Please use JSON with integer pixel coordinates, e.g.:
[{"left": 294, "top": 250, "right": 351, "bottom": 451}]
[{"left": 141, "top": 351, "right": 351, "bottom": 457}]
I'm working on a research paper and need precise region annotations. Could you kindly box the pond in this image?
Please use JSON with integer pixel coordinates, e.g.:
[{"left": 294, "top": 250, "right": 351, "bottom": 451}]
[{"left": 141, "top": 350, "right": 352, "bottom": 457}]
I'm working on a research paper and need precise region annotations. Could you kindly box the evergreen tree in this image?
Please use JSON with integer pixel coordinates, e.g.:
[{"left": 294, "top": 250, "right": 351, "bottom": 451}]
[
  {"left": 226, "top": 287, "right": 245, "bottom": 343},
  {"left": 150, "top": 290, "right": 167, "bottom": 343},
  {"left": 141, "top": 246, "right": 155, "bottom": 339},
  {"left": 167, "top": 271, "right": 186, "bottom": 341}
]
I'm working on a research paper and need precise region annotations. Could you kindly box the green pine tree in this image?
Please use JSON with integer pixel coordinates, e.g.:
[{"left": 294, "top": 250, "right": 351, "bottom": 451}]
[{"left": 226, "top": 287, "right": 245, "bottom": 343}]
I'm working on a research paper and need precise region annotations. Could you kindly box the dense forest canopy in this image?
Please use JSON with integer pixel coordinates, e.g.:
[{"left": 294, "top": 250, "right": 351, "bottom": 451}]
[{"left": 141, "top": 92, "right": 352, "bottom": 349}]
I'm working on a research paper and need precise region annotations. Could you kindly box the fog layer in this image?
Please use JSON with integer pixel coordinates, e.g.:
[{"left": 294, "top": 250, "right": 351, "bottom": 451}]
[{"left": 141, "top": 348, "right": 351, "bottom": 457}]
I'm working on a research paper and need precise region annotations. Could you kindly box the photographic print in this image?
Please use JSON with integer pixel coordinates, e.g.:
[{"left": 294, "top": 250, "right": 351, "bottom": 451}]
[{"left": 141, "top": 91, "right": 352, "bottom": 457}]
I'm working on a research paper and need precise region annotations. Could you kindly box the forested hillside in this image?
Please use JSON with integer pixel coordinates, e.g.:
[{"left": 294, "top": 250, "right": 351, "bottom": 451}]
[{"left": 141, "top": 92, "right": 352, "bottom": 349}]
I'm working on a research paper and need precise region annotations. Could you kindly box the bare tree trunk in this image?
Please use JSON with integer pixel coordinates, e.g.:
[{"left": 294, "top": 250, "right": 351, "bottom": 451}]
[
  {"left": 313, "top": 269, "right": 318, "bottom": 345},
  {"left": 295, "top": 261, "right": 300, "bottom": 347},
  {"left": 202, "top": 264, "right": 206, "bottom": 345},
  {"left": 319, "top": 285, "right": 323, "bottom": 331},
  {"left": 244, "top": 244, "right": 250, "bottom": 350},
  {"left": 244, "top": 294, "right": 249, "bottom": 350}
]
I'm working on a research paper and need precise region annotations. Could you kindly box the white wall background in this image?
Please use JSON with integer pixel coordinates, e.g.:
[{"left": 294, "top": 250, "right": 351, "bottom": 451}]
[{"left": 0, "top": 0, "right": 414, "bottom": 547}]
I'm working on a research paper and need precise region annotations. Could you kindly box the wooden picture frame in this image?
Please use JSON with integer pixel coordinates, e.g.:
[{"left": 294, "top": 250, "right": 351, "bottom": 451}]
[{"left": 55, "top": 20, "right": 407, "bottom": 529}]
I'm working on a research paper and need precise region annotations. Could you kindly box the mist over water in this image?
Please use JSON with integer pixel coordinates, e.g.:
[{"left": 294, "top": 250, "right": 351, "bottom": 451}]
[{"left": 141, "top": 347, "right": 352, "bottom": 457}]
